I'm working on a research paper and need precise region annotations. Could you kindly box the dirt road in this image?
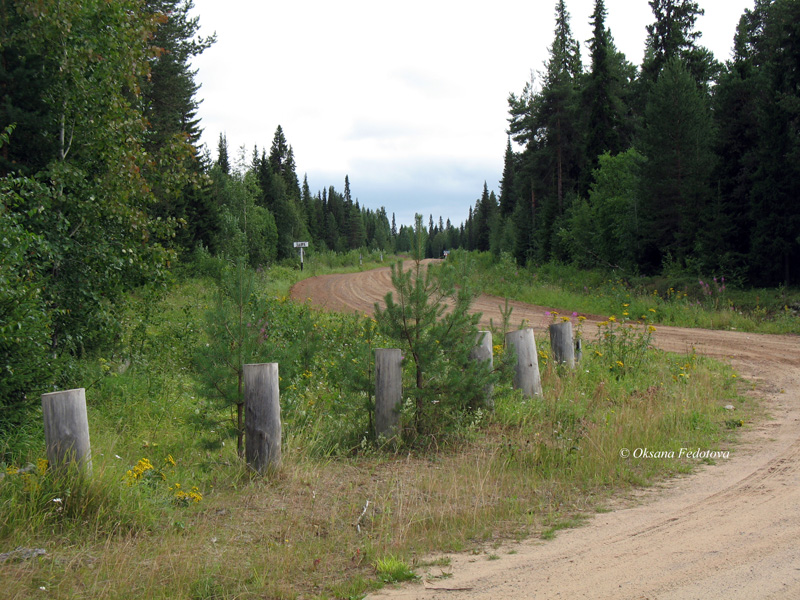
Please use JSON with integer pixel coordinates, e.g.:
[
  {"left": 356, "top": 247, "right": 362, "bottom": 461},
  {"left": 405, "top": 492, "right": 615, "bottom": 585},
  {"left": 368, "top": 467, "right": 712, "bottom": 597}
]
[{"left": 291, "top": 263, "right": 800, "bottom": 599}]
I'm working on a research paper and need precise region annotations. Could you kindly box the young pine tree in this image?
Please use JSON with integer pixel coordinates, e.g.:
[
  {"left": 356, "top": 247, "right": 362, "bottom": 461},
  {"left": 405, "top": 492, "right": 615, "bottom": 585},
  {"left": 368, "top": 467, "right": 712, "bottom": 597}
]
[
  {"left": 374, "top": 215, "right": 492, "bottom": 441},
  {"left": 194, "top": 260, "right": 267, "bottom": 455}
]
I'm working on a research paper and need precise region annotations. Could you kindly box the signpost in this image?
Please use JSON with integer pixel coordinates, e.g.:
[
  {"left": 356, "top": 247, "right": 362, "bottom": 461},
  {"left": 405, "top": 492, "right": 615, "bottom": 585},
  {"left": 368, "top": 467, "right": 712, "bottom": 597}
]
[{"left": 293, "top": 241, "right": 308, "bottom": 270}]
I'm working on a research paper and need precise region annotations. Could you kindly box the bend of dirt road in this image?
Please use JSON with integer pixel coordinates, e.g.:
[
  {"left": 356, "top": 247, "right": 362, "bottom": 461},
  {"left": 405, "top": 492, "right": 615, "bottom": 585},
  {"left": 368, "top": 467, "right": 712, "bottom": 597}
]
[{"left": 290, "top": 262, "right": 800, "bottom": 600}]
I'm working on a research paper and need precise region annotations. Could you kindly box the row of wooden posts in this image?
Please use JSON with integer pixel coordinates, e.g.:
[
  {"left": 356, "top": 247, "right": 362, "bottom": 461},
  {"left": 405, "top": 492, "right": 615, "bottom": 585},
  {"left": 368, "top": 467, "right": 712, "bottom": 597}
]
[{"left": 41, "top": 322, "right": 578, "bottom": 476}]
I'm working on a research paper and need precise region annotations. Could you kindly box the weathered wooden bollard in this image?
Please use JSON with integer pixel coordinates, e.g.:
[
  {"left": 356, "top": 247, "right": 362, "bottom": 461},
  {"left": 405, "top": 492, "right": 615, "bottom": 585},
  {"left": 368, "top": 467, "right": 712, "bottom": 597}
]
[
  {"left": 244, "top": 363, "right": 282, "bottom": 473},
  {"left": 375, "top": 348, "right": 402, "bottom": 442},
  {"left": 505, "top": 328, "right": 543, "bottom": 397},
  {"left": 549, "top": 320, "right": 575, "bottom": 368},
  {"left": 470, "top": 331, "right": 494, "bottom": 410},
  {"left": 42, "top": 388, "right": 92, "bottom": 475}
]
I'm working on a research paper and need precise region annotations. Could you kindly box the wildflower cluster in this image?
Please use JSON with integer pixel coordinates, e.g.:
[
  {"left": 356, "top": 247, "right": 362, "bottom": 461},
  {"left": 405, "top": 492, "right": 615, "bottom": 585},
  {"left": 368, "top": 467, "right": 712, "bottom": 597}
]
[
  {"left": 672, "top": 348, "right": 698, "bottom": 383},
  {"left": 593, "top": 305, "right": 656, "bottom": 377},
  {"left": 123, "top": 456, "right": 168, "bottom": 486},
  {"left": 123, "top": 454, "right": 202, "bottom": 506},
  {"left": 699, "top": 277, "right": 727, "bottom": 309},
  {"left": 538, "top": 348, "right": 550, "bottom": 366},
  {"left": 545, "top": 310, "right": 580, "bottom": 324},
  {"left": 2, "top": 458, "right": 50, "bottom": 493},
  {"left": 169, "top": 483, "right": 203, "bottom": 505}
]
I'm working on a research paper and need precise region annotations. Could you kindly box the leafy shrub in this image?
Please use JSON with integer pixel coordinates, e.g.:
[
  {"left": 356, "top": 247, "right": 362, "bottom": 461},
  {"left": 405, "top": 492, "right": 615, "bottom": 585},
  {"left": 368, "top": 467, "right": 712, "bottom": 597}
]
[{"left": 0, "top": 201, "right": 52, "bottom": 453}]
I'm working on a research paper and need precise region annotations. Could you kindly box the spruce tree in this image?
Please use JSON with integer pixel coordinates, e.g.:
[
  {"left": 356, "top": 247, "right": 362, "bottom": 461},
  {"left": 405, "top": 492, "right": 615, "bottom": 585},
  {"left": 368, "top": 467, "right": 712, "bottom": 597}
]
[
  {"left": 710, "top": 11, "right": 762, "bottom": 277},
  {"left": 507, "top": 0, "right": 584, "bottom": 263},
  {"left": 641, "top": 0, "right": 719, "bottom": 89},
  {"left": 142, "top": 0, "right": 214, "bottom": 152},
  {"left": 638, "top": 59, "right": 714, "bottom": 271},
  {"left": 746, "top": 0, "right": 800, "bottom": 284},
  {"left": 537, "top": 0, "right": 583, "bottom": 217},
  {"left": 580, "top": 0, "right": 635, "bottom": 195},
  {"left": 473, "top": 182, "right": 497, "bottom": 252},
  {"left": 498, "top": 137, "right": 517, "bottom": 218},
  {"left": 217, "top": 133, "right": 230, "bottom": 174}
]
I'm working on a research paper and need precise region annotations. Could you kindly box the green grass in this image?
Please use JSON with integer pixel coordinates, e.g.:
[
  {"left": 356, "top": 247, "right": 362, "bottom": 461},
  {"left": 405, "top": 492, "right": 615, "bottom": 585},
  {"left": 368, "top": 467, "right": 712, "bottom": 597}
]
[
  {"left": 455, "top": 251, "right": 800, "bottom": 334},
  {"left": 0, "top": 254, "right": 764, "bottom": 598},
  {"left": 375, "top": 555, "right": 418, "bottom": 583}
]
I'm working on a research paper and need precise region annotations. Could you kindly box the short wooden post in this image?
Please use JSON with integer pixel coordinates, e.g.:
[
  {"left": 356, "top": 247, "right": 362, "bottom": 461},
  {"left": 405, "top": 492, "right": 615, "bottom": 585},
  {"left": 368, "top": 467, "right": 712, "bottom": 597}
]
[
  {"left": 42, "top": 388, "right": 92, "bottom": 475},
  {"left": 505, "top": 329, "right": 543, "bottom": 397},
  {"left": 244, "top": 363, "right": 282, "bottom": 473},
  {"left": 549, "top": 320, "right": 575, "bottom": 368},
  {"left": 470, "top": 331, "right": 494, "bottom": 410},
  {"left": 375, "top": 348, "right": 402, "bottom": 441}
]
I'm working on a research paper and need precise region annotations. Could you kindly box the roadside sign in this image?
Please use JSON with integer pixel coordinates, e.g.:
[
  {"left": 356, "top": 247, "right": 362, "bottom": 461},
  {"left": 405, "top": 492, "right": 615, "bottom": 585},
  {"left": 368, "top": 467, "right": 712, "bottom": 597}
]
[{"left": 293, "top": 241, "right": 309, "bottom": 270}]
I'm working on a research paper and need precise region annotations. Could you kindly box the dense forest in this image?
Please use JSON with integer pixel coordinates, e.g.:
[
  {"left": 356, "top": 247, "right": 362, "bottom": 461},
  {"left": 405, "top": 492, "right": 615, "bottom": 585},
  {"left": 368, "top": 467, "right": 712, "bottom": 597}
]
[
  {"left": 460, "top": 0, "right": 800, "bottom": 288},
  {"left": 1, "top": 0, "right": 799, "bottom": 437}
]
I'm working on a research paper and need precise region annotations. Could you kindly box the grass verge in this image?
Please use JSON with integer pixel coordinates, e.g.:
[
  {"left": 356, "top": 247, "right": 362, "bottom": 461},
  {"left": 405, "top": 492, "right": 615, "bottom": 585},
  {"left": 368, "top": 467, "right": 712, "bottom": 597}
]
[
  {"left": 457, "top": 251, "right": 800, "bottom": 334},
  {"left": 0, "top": 259, "right": 761, "bottom": 599}
]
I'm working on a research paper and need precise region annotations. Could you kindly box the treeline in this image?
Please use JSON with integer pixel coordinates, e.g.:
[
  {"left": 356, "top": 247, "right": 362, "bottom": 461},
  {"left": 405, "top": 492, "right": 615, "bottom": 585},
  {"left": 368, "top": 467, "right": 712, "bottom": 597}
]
[
  {"left": 204, "top": 128, "right": 487, "bottom": 265},
  {"left": 202, "top": 128, "right": 395, "bottom": 265},
  {"left": 460, "top": 0, "right": 799, "bottom": 287}
]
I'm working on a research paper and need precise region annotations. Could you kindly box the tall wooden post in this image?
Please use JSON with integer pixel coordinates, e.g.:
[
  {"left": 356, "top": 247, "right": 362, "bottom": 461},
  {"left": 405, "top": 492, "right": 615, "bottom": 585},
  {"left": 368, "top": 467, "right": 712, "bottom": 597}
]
[
  {"left": 244, "top": 363, "right": 282, "bottom": 473},
  {"left": 505, "top": 329, "right": 543, "bottom": 397},
  {"left": 470, "top": 331, "right": 494, "bottom": 410},
  {"left": 549, "top": 320, "right": 575, "bottom": 368},
  {"left": 42, "top": 388, "right": 92, "bottom": 475},
  {"left": 375, "top": 349, "right": 402, "bottom": 441}
]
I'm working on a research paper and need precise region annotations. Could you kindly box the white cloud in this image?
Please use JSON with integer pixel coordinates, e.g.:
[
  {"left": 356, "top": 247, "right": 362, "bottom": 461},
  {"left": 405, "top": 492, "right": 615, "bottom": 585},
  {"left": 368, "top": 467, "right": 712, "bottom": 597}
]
[{"left": 191, "top": 0, "right": 754, "bottom": 228}]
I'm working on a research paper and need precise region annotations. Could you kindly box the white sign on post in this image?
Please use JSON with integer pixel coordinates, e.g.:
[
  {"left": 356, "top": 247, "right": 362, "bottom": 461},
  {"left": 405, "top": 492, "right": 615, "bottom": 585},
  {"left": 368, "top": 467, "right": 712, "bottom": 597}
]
[{"left": 293, "top": 241, "right": 309, "bottom": 270}]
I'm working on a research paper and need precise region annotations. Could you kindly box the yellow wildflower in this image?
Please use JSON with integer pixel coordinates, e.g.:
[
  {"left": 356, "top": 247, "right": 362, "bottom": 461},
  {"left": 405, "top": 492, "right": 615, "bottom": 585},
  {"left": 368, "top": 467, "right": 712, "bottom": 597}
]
[{"left": 123, "top": 458, "right": 155, "bottom": 485}]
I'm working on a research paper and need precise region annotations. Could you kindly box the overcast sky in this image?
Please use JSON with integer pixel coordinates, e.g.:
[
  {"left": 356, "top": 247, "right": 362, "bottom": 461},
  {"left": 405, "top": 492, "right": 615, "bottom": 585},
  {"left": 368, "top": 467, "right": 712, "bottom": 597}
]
[{"left": 190, "top": 0, "right": 754, "bottom": 228}]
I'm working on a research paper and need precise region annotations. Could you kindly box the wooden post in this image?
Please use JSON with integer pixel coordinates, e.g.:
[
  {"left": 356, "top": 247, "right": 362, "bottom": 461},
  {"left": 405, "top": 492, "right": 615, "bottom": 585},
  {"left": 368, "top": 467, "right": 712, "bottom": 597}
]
[
  {"left": 42, "top": 388, "right": 92, "bottom": 475},
  {"left": 244, "top": 363, "right": 281, "bottom": 473},
  {"left": 549, "top": 320, "right": 575, "bottom": 368},
  {"left": 505, "top": 329, "right": 543, "bottom": 397},
  {"left": 375, "top": 348, "right": 402, "bottom": 441},
  {"left": 470, "top": 331, "right": 494, "bottom": 410}
]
